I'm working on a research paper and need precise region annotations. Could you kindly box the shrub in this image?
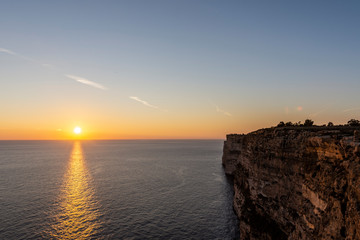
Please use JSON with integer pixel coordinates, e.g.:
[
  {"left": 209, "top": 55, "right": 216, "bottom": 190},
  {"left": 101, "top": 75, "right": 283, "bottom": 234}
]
[
  {"left": 277, "top": 121, "right": 285, "bottom": 127},
  {"left": 294, "top": 121, "right": 301, "bottom": 126},
  {"left": 347, "top": 119, "right": 360, "bottom": 126},
  {"left": 285, "top": 121, "right": 293, "bottom": 127},
  {"left": 304, "top": 119, "right": 314, "bottom": 127}
]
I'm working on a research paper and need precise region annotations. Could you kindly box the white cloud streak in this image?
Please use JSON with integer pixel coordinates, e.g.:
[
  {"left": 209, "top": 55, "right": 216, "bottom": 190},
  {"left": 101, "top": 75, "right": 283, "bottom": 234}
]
[
  {"left": 65, "top": 74, "right": 107, "bottom": 90},
  {"left": 215, "top": 105, "right": 232, "bottom": 117},
  {"left": 309, "top": 107, "right": 329, "bottom": 117},
  {"left": 0, "top": 47, "right": 35, "bottom": 62},
  {"left": 130, "top": 96, "right": 159, "bottom": 109},
  {"left": 0, "top": 48, "right": 16, "bottom": 55},
  {"left": 1, "top": 47, "right": 107, "bottom": 91}
]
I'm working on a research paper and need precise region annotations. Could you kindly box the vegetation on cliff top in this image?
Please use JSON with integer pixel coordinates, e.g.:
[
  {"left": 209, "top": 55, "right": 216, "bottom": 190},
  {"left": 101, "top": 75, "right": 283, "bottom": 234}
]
[{"left": 276, "top": 119, "right": 360, "bottom": 128}]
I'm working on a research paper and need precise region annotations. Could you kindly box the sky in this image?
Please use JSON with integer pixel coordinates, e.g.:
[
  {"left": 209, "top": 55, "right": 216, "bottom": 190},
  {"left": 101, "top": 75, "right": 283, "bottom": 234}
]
[{"left": 1, "top": 0, "right": 360, "bottom": 140}]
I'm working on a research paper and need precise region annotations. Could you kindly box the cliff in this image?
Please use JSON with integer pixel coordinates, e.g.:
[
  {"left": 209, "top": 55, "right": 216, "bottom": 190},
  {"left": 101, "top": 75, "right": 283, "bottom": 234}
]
[{"left": 222, "top": 127, "right": 360, "bottom": 240}]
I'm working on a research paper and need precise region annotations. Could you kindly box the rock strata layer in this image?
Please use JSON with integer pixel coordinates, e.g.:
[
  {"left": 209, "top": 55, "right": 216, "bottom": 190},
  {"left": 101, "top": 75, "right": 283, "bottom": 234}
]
[{"left": 222, "top": 127, "right": 360, "bottom": 240}]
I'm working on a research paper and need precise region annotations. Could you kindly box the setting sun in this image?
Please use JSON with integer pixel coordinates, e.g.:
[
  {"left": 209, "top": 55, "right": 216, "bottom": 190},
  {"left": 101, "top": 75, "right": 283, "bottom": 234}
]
[{"left": 74, "top": 127, "right": 82, "bottom": 135}]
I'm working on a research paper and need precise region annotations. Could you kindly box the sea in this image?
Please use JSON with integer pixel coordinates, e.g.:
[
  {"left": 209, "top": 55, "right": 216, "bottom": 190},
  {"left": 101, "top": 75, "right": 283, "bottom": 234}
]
[{"left": 0, "top": 140, "right": 239, "bottom": 239}]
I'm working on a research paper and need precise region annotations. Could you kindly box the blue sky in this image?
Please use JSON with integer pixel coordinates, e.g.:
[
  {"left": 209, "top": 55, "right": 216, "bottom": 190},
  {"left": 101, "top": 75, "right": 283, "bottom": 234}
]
[{"left": 1, "top": 1, "right": 360, "bottom": 139}]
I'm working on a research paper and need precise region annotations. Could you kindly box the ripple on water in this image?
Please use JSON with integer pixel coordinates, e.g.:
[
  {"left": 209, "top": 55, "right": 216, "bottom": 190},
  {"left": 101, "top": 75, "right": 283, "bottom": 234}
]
[
  {"left": 0, "top": 140, "right": 239, "bottom": 239},
  {"left": 44, "top": 142, "right": 103, "bottom": 239}
]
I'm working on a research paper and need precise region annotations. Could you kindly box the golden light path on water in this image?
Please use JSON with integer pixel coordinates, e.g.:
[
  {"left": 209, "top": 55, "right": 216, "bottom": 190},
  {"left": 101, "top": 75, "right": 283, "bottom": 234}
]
[{"left": 48, "top": 141, "right": 102, "bottom": 239}]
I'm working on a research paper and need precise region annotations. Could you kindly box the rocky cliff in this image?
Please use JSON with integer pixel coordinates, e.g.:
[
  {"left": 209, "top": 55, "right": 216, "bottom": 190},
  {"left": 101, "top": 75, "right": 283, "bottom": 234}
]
[{"left": 222, "top": 127, "right": 360, "bottom": 239}]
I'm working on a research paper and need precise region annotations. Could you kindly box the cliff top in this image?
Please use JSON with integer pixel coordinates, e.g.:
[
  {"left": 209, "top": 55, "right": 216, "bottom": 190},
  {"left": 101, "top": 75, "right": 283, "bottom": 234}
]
[{"left": 227, "top": 126, "right": 360, "bottom": 141}]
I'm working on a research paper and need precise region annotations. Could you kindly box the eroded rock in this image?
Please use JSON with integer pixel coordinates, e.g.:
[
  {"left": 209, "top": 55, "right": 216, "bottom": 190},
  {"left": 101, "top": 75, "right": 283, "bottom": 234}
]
[{"left": 223, "top": 127, "right": 360, "bottom": 239}]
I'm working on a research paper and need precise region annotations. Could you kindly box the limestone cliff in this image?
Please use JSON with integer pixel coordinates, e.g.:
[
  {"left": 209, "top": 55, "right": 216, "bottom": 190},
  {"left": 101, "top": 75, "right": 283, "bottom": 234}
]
[{"left": 222, "top": 127, "right": 360, "bottom": 240}]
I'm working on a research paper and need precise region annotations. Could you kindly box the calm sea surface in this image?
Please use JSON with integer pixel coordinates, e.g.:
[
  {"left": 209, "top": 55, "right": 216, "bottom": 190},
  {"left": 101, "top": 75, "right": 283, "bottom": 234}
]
[{"left": 0, "top": 140, "right": 239, "bottom": 239}]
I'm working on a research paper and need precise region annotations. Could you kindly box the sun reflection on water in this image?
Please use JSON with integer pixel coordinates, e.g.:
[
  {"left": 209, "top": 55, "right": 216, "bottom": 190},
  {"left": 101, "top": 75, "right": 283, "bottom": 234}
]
[{"left": 47, "top": 141, "right": 102, "bottom": 239}]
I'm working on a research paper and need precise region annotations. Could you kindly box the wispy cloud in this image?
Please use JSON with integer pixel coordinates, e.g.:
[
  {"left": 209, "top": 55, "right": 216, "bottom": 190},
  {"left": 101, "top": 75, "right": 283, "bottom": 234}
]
[
  {"left": 1, "top": 47, "right": 107, "bottom": 91},
  {"left": 344, "top": 107, "right": 360, "bottom": 112},
  {"left": 0, "top": 48, "right": 16, "bottom": 55},
  {"left": 65, "top": 74, "right": 107, "bottom": 90},
  {"left": 215, "top": 105, "right": 232, "bottom": 117},
  {"left": 309, "top": 107, "right": 329, "bottom": 117},
  {"left": 130, "top": 96, "right": 159, "bottom": 109},
  {"left": 41, "top": 63, "right": 54, "bottom": 68},
  {"left": 0, "top": 47, "right": 34, "bottom": 62}
]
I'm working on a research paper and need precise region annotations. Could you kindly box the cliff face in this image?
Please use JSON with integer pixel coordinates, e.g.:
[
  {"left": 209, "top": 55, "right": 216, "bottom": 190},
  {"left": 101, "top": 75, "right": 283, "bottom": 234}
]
[{"left": 222, "top": 127, "right": 360, "bottom": 240}]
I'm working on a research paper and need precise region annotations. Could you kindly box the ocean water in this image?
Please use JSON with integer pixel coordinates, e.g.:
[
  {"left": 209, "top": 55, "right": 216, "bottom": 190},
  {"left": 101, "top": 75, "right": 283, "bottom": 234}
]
[{"left": 0, "top": 140, "right": 239, "bottom": 239}]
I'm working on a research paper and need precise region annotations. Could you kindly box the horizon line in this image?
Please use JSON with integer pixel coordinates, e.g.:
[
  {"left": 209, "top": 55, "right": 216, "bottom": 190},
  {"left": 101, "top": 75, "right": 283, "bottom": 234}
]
[{"left": 0, "top": 138, "right": 225, "bottom": 141}]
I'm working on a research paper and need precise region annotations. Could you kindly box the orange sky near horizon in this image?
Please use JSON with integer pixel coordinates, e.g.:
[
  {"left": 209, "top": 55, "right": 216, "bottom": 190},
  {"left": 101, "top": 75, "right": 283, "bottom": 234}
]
[
  {"left": 0, "top": 117, "right": 241, "bottom": 140},
  {"left": 0, "top": 106, "right": 279, "bottom": 140},
  {"left": 1, "top": 89, "right": 358, "bottom": 140},
  {"left": 1, "top": 97, "right": 358, "bottom": 140},
  {"left": 1, "top": 113, "right": 355, "bottom": 140}
]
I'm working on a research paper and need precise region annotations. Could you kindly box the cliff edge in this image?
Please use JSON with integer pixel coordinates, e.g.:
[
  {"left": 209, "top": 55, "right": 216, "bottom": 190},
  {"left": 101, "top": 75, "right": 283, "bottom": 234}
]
[{"left": 222, "top": 127, "right": 360, "bottom": 239}]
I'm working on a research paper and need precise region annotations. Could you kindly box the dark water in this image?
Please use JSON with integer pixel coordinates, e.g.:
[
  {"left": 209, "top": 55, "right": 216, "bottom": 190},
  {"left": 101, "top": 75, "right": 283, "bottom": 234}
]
[{"left": 0, "top": 140, "right": 238, "bottom": 239}]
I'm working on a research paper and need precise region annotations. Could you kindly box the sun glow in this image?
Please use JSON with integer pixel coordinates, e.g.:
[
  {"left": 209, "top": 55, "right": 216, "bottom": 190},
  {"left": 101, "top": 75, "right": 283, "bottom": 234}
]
[{"left": 73, "top": 127, "right": 82, "bottom": 134}]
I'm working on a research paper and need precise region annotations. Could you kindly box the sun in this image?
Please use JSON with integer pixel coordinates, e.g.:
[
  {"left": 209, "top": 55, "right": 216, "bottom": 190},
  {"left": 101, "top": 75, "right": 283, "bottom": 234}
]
[{"left": 73, "top": 126, "right": 82, "bottom": 134}]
